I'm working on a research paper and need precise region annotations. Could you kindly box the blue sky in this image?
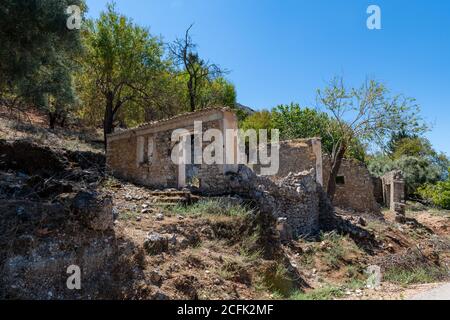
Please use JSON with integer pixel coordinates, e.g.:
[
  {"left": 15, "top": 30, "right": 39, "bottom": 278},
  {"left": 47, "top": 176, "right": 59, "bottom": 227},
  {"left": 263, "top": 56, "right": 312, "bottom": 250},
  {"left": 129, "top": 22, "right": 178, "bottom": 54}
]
[{"left": 86, "top": 0, "right": 450, "bottom": 155}]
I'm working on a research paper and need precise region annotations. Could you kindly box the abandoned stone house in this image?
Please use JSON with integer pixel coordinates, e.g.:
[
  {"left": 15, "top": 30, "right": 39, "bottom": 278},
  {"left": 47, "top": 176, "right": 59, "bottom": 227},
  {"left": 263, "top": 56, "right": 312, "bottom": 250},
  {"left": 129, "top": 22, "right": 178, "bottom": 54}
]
[
  {"left": 107, "top": 107, "right": 240, "bottom": 194},
  {"left": 107, "top": 107, "right": 404, "bottom": 235}
]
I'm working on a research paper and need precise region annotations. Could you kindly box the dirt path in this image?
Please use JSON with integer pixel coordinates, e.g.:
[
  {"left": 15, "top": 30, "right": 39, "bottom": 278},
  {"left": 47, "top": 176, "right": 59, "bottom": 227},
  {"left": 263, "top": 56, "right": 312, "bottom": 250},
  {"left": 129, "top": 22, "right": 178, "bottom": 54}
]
[{"left": 411, "top": 283, "right": 450, "bottom": 300}]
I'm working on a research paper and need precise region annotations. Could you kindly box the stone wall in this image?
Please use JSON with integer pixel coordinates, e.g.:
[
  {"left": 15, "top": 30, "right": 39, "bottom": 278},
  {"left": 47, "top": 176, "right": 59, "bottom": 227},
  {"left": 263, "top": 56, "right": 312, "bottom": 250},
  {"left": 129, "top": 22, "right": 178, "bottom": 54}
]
[
  {"left": 251, "top": 138, "right": 323, "bottom": 185},
  {"left": 225, "top": 166, "right": 321, "bottom": 236},
  {"left": 323, "top": 157, "right": 380, "bottom": 213},
  {"left": 106, "top": 108, "right": 238, "bottom": 192},
  {"left": 250, "top": 138, "right": 379, "bottom": 213},
  {"left": 106, "top": 108, "right": 382, "bottom": 234},
  {"left": 381, "top": 171, "right": 406, "bottom": 221}
]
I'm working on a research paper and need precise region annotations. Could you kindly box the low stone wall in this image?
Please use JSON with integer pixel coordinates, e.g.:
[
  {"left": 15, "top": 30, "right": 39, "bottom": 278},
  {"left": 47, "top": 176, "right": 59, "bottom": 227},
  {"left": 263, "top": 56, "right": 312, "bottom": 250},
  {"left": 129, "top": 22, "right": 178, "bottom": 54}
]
[{"left": 224, "top": 166, "right": 321, "bottom": 236}]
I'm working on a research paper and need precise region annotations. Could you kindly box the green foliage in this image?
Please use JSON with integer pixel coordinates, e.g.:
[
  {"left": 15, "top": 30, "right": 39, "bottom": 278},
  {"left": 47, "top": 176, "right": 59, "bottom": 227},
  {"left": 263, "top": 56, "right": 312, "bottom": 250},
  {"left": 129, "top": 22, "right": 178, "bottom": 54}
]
[
  {"left": 0, "top": 0, "right": 84, "bottom": 89},
  {"left": 0, "top": 0, "right": 84, "bottom": 126},
  {"left": 78, "top": 3, "right": 168, "bottom": 138},
  {"left": 370, "top": 133, "right": 448, "bottom": 193},
  {"left": 368, "top": 155, "right": 443, "bottom": 196},
  {"left": 172, "top": 199, "right": 253, "bottom": 217},
  {"left": 240, "top": 110, "right": 273, "bottom": 132},
  {"left": 418, "top": 169, "right": 450, "bottom": 209},
  {"left": 384, "top": 266, "right": 448, "bottom": 286},
  {"left": 198, "top": 77, "right": 237, "bottom": 109},
  {"left": 388, "top": 134, "right": 449, "bottom": 180},
  {"left": 271, "top": 103, "right": 331, "bottom": 142},
  {"left": 241, "top": 103, "right": 366, "bottom": 161}
]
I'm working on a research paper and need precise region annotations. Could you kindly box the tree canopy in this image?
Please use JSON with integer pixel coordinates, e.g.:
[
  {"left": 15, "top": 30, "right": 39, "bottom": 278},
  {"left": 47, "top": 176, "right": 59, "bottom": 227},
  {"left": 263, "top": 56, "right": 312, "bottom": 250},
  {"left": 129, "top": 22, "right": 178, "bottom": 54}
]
[{"left": 0, "top": 0, "right": 84, "bottom": 125}]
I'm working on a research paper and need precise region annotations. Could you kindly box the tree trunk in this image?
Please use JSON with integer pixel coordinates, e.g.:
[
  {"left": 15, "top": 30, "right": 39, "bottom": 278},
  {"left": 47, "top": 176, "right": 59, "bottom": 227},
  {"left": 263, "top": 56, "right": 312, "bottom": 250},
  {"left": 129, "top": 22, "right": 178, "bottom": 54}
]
[
  {"left": 59, "top": 114, "right": 67, "bottom": 128},
  {"left": 187, "top": 77, "right": 195, "bottom": 112},
  {"left": 326, "top": 143, "right": 347, "bottom": 201},
  {"left": 103, "top": 92, "right": 115, "bottom": 150},
  {"left": 48, "top": 112, "right": 57, "bottom": 130}
]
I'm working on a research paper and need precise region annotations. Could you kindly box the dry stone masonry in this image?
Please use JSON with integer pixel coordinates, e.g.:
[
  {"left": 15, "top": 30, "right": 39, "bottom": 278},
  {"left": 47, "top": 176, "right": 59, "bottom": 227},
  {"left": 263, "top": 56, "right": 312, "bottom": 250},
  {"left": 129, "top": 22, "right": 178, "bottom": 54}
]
[
  {"left": 323, "top": 157, "right": 380, "bottom": 213},
  {"left": 106, "top": 108, "right": 385, "bottom": 235}
]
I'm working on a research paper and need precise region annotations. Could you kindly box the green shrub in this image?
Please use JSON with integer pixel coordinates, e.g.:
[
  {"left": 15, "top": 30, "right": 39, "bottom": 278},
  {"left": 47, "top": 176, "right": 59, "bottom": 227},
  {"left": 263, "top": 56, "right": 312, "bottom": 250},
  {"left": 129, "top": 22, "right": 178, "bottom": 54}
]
[
  {"left": 319, "top": 232, "right": 346, "bottom": 269},
  {"left": 418, "top": 169, "right": 450, "bottom": 209},
  {"left": 384, "top": 266, "right": 448, "bottom": 286}
]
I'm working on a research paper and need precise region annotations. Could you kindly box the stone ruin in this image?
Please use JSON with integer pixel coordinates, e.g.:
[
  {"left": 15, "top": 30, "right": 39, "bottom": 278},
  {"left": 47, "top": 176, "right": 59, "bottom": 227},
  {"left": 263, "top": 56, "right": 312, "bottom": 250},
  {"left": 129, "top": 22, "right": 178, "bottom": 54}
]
[
  {"left": 226, "top": 165, "right": 322, "bottom": 236},
  {"left": 106, "top": 107, "right": 390, "bottom": 236},
  {"left": 381, "top": 170, "right": 406, "bottom": 222}
]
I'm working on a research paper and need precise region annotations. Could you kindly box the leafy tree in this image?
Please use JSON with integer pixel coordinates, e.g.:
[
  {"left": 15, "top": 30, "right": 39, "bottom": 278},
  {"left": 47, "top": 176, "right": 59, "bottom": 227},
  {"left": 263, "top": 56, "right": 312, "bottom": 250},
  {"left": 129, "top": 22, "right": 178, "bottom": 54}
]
[
  {"left": 80, "top": 3, "right": 166, "bottom": 144},
  {"left": 21, "top": 60, "right": 79, "bottom": 129},
  {"left": 388, "top": 135, "right": 449, "bottom": 180},
  {"left": 271, "top": 104, "right": 331, "bottom": 143},
  {"left": 243, "top": 103, "right": 366, "bottom": 161},
  {"left": 0, "top": 0, "right": 84, "bottom": 124},
  {"left": 241, "top": 110, "right": 273, "bottom": 132},
  {"left": 317, "top": 77, "right": 426, "bottom": 200},
  {"left": 198, "top": 77, "right": 236, "bottom": 109}
]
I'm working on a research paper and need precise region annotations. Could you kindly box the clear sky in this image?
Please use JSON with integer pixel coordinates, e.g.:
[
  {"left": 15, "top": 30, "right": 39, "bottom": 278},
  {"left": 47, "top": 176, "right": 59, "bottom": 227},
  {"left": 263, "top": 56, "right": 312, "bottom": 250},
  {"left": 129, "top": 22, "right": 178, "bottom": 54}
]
[{"left": 85, "top": 0, "right": 450, "bottom": 155}]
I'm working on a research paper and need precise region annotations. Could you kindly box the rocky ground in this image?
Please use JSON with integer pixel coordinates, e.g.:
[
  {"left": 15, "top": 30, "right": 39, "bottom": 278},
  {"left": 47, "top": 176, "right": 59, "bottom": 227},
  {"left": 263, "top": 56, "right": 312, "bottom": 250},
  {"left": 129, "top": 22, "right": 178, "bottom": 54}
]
[{"left": 0, "top": 111, "right": 449, "bottom": 300}]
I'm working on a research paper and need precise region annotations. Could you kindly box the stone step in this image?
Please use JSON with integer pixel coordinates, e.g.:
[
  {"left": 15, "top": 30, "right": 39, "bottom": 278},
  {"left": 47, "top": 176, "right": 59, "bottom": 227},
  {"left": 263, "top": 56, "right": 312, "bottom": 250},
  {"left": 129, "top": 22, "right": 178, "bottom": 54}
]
[
  {"left": 149, "top": 191, "right": 191, "bottom": 197},
  {"left": 150, "top": 202, "right": 178, "bottom": 207},
  {"left": 155, "top": 197, "right": 189, "bottom": 204}
]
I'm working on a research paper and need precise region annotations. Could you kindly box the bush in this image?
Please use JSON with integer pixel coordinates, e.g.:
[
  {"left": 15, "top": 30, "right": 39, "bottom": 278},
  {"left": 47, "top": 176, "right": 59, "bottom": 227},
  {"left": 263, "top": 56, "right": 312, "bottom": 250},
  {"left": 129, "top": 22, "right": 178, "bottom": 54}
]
[{"left": 418, "top": 170, "right": 450, "bottom": 209}]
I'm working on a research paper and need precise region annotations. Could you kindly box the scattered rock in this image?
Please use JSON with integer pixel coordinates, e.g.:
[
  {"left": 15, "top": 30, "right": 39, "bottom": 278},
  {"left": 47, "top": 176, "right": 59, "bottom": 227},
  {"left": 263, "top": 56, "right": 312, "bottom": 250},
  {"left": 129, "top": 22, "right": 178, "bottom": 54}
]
[
  {"left": 144, "top": 232, "right": 169, "bottom": 255},
  {"left": 149, "top": 270, "right": 163, "bottom": 287},
  {"left": 277, "top": 217, "right": 293, "bottom": 243},
  {"left": 151, "top": 291, "right": 170, "bottom": 300},
  {"left": 358, "top": 217, "right": 367, "bottom": 227}
]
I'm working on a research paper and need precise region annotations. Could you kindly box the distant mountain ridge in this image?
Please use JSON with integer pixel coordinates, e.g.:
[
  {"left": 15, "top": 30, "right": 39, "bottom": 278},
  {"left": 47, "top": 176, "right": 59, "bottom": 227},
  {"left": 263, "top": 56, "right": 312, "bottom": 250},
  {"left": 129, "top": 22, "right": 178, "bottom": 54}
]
[{"left": 235, "top": 103, "right": 255, "bottom": 115}]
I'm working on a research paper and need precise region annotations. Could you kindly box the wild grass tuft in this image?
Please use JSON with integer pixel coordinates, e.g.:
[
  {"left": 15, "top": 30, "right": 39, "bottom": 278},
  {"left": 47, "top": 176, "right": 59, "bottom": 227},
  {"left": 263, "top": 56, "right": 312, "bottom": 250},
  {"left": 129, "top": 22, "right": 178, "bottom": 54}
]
[{"left": 172, "top": 198, "right": 253, "bottom": 217}]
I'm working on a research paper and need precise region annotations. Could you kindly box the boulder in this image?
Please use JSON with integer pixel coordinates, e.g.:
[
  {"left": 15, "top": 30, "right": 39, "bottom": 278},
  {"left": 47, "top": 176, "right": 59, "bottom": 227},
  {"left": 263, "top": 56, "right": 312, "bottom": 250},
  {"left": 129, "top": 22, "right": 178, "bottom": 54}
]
[
  {"left": 144, "top": 232, "right": 169, "bottom": 255},
  {"left": 277, "top": 218, "right": 293, "bottom": 243},
  {"left": 71, "top": 191, "right": 114, "bottom": 231}
]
